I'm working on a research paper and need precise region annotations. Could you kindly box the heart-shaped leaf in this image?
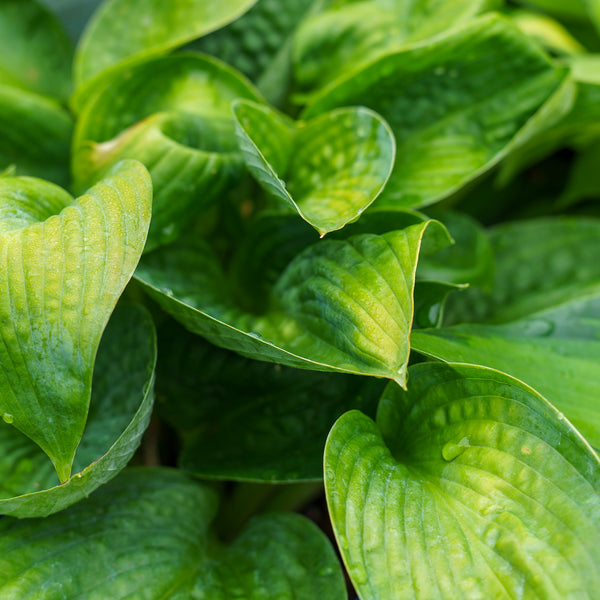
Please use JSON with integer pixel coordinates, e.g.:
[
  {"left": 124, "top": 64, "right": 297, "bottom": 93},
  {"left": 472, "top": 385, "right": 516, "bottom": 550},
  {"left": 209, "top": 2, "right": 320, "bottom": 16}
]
[
  {"left": 0, "top": 0, "right": 73, "bottom": 100},
  {"left": 73, "top": 54, "right": 262, "bottom": 250},
  {"left": 73, "top": 0, "right": 258, "bottom": 87},
  {"left": 137, "top": 220, "right": 449, "bottom": 386},
  {"left": 0, "top": 303, "right": 156, "bottom": 517},
  {"left": 0, "top": 160, "right": 152, "bottom": 482},
  {"left": 302, "top": 14, "right": 567, "bottom": 210},
  {"left": 157, "top": 320, "right": 384, "bottom": 482},
  {"left": 0, "top": 468, "right": 346, "bottom": 599},
  {"left": 0, "top": 84, "right": 72, "bottom": 186},
  {"left": 233, "top": 100, "right": 395, "bottom": 235},
  {"left": 325, "top": 362, "right": 600, "bottom": 599}
]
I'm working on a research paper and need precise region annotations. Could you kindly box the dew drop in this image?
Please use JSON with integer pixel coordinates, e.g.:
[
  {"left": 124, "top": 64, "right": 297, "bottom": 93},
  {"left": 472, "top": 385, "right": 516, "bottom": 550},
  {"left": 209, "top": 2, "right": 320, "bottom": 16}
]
[
  {"left": 318, "top": 566, "right": 334, "bottom": 577},
  {"left": 2, "top": 413, "right": 13, "bottom": 424},
  {"left": 441, "top": 437, "right": 469, "bottom": 461}
]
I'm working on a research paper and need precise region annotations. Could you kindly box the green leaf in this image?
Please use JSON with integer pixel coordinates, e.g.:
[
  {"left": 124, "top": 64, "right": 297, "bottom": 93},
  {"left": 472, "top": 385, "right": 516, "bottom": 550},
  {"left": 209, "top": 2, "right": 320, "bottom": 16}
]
[
  {"left": 412, "top": 294, "right": 600, "bottom": 448},
  {"left": 302, "top": 15, "right": 567, "bottom": 210},
  {"left": 137, "top": 220, "right": 449, "bottom": 386},
  {"left": 325, "top": 363, "right": 600, "bottom": 600},
  {"left": 0, "top": 468, "right": 346, "bottom": 599},
  {"left": 412, "top": 280, "right": 466, "bottom": 329},
  {"left": 0, "top": 0, "right": 73, "bottom": 101},
  {"left": 73, "top": 0, "right": 258, "bottom": 87},
  {"left": 0, "top": 160, "right": 152, "bottom": 482},
  {"left": 73, "top": 54, "right": 262, "bottom": 250},
  {"left": 292, "top": 0, "right": 495, "bottom": 97},
  {"left": 0, "top": 304, "right": 156, "bottom": 517},
  {"left": 233, "top": 100, "right": 395, "bottom": 235},
  {"left": 157, "top": 321, "right": 384, "bottom": 482},
  {"left": 0, "top": 84, "right": 72, "bottom": 187},
  {"left": 444, "top": 218, "right": 600, "bottom": 325}
]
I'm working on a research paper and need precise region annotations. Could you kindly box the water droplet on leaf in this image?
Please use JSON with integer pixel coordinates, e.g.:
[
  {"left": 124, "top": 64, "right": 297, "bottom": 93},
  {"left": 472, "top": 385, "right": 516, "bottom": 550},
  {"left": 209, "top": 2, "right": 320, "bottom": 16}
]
[
  {"left": 2, "top": 413, "right": 13, "bottom": 424},
  {"left": 442, "top": 436, "right": 469, "bottom": 461}
]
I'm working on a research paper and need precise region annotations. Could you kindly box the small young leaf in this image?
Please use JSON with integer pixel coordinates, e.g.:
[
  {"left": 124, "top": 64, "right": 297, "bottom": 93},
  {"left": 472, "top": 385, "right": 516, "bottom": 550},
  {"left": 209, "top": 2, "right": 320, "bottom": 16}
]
[
  {"left": 234, "top": 100, "right": 396, "bottom": 235},
  {"left": 0, "top": 304, "right": 156, "bottom": 518},
  {"left": 325, "top": 363, "right": 600, "bottom": 599},
  {"left": 0, "top": 160, "right": 152, "bottom": 482},
  {"left": 0, "top": 468, "right": 346, "bottom": 599}
]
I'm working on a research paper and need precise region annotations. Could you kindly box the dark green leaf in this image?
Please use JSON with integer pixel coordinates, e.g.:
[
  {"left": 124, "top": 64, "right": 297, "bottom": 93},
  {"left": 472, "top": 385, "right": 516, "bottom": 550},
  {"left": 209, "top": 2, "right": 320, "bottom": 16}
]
[
  {"left": 157, "top": 322, "right": 384, "bottom": 482},
  {"left": 0, "top": 468, "right": 346, "bottom": 599},
  {"left": 0, "top": 0, "right": 73, "bottom": 100},
  {"left": 0, "top": 85, "right": 72, "bottom": 187}
]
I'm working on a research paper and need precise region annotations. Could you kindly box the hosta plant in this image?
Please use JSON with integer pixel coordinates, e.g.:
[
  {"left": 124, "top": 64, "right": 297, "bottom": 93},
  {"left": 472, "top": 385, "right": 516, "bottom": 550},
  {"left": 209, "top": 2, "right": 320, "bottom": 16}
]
[{"left": 0, "top": 0, "right": 599, "bottom": 598}]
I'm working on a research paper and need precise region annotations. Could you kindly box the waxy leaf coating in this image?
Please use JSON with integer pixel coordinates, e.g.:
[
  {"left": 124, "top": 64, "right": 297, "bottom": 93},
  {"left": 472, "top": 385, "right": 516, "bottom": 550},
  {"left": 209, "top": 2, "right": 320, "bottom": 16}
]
[
  {"left": 0, "top": 160, "right": 152, "bottom": 481},
  {"left": 325, "top": 363, "right": 600, "bottom": 599}
]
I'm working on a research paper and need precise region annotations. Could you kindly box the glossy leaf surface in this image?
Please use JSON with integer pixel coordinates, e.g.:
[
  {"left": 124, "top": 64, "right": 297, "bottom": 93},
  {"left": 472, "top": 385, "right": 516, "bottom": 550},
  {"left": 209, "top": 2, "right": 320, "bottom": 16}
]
[
  {"left": 325, "top": 363, "right": 600, "bottom": 599},
  {"left": 444, "top": 218, "right": 600, "bottom": 325},
  {"left": 303, "top": 15, "right": 566, "bottom": 210},
  {"left": 137, "top": 220, "right": 449, "bottom": 386},
  {"left": 0, "top": 304, "right": 156, "bottom": 517},
  {"left": 0, "top": 160, "right": 152, "bottom": 481},
  {"left": 234, "top": 100, "right": 395, "bottom": 235},
  {"left": 0, "top": 468, "right": 346, "bottom": 599},
  {"left": 73, "top": 54, "right": 262, "bottom": 250}
]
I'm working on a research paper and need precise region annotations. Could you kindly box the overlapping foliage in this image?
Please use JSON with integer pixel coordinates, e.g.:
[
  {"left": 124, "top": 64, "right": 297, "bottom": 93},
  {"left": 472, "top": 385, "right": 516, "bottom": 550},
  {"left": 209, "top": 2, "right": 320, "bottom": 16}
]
[{"left": 0, "top": 0, "right": 599, "bottom": 597}]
